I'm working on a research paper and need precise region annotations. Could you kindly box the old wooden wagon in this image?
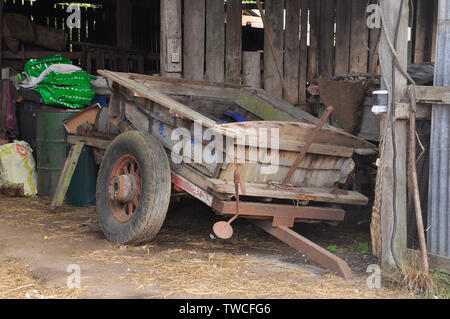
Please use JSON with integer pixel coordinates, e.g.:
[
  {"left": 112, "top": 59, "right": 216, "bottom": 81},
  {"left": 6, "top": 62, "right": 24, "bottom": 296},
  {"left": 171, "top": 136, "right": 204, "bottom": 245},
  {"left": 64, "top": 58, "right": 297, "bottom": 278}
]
[{"left": 60, "top": 70, "right": 377, "bottom": 279}]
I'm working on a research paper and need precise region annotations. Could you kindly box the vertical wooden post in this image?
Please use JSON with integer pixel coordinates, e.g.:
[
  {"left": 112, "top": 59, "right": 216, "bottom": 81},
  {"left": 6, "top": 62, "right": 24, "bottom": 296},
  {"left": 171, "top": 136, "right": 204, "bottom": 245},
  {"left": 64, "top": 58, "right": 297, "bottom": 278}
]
[
  {"left": 414, "top": 0, "right": 437, "bottom": 63},
  {"left": 350, "top": 0, "right": 369, "bottom": 73},
  {"left": 335, "top": 0, "right": 351, "bottom": 76},
  {"left": 308, "top": 0, "right": 320, "bottom": 84},
  {"left": 116, "top": 0, "right": 132, "bottom": 48},
  {"left": 243, "top": 51, "right": 261, "bottom": 88},
  {"left": 0, "top": 0, "right": 3, "bottom": 70},
  {"left": 379, "top": 0, "right": 409, "bottom": 266},
  {"left": 369, "top": 0, "right": 381, "bottom": 74},
  {"left": 264, "top": 0, "right": 284, "bottom": 98},
  {"left": 183, "top": 0, "right": 206, "bottom": 81},
  {"left": 430, "top": 0, "right": 439, "bottom": 62},
  {"left": 160, "top": 0, "right": 182, "bottom": 78},
  {"left": 225, "top": 0, "right": 242, "bottom": 84},
  {"left": 284, "top": 0, "right": 300, "bottom": 105},
  {"left": 298, "top": 0, "right": 308, "bottom": 105},
  {"left": 205, "top": 0, "right": 225, "bottom": 83},
  {"left": 116, "top": 0, "right": 132, "bottom": 72},
  {"left": 320, "top": 0, "right": 335, "bottom": 78}
]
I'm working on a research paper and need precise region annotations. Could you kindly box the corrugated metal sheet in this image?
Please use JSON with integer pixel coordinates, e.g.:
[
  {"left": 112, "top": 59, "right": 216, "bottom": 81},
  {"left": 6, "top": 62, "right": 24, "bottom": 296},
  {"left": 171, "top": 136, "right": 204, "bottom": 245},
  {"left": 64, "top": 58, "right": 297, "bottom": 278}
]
[{"left": 427, "top": 0, "right": 450, "bottom": 257}]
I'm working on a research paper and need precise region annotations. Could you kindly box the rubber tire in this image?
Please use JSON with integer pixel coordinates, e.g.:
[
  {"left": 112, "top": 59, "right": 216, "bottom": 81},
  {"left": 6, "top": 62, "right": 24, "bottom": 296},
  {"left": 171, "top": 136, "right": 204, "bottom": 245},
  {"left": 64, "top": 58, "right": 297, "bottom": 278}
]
[{"left": 96, "top": 130, "right": 171, "bottom": 245}]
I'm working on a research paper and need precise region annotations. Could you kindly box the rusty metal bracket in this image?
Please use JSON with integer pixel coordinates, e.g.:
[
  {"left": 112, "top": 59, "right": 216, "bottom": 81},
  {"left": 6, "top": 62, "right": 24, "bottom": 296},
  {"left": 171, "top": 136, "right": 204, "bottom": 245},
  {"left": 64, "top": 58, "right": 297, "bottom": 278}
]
[
  {"left": 213, "top": 163, "right": 246, "bottom": 239},
  {"left": 251, "top": 219, "right": 353, "bottom": 280}
]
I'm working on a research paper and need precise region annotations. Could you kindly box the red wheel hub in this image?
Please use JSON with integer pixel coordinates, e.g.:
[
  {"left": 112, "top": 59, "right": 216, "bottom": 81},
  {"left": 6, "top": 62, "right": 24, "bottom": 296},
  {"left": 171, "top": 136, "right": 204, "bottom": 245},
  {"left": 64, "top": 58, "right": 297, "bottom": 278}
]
[{"left": 108, "top": 155, "right": 142, "bottom": 223}]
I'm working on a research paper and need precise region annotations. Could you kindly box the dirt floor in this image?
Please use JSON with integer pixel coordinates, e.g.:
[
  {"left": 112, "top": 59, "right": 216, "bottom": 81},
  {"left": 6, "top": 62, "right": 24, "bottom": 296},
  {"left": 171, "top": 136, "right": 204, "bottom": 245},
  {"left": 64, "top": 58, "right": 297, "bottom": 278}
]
[{"left": 0, "top": 194, "right": 416, "bottom": 299}]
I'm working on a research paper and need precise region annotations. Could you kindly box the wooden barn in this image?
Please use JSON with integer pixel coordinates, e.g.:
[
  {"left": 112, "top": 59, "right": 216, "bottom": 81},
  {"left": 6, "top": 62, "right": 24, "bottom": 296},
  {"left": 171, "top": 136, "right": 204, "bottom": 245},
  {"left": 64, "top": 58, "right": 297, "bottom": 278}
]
[{"left": 0, "top": 0, "right": 448, "bottom": 297}]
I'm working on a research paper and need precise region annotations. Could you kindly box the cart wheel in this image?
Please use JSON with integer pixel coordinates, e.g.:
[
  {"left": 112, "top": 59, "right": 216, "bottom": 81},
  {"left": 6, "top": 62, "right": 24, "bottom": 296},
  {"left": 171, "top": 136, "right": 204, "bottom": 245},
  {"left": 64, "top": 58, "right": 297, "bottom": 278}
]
[{"left": 96, "top": 130, "right": 171, "bottom": 245}]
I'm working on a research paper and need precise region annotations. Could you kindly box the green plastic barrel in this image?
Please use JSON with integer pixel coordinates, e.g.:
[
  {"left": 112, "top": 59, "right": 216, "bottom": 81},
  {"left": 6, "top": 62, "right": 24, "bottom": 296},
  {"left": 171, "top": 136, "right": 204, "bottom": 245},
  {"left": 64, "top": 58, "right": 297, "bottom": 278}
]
[{"left": 36, "top": 109, "right": 79, "bottom": 197}]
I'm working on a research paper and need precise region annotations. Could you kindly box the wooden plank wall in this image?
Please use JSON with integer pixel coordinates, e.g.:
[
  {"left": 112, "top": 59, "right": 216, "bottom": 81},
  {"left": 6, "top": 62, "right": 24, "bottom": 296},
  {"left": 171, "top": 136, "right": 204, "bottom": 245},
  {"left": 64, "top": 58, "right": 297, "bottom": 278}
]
[
  {"left": 179, "top": 0, "right": 438, "bottom": 106},
  {"left": 1, "top": 0, "right": 160, "bottom": 74}
]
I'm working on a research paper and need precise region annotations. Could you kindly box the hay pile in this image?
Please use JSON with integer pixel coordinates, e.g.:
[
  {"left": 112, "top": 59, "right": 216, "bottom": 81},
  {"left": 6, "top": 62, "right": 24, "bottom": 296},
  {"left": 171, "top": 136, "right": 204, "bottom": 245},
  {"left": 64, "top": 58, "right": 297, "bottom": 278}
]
[
  {"left": 0, "top": 195, "right": 416, "bottom": 299},
  {"left": 77, "top": 244, "right": 414, "bottom": 299}
]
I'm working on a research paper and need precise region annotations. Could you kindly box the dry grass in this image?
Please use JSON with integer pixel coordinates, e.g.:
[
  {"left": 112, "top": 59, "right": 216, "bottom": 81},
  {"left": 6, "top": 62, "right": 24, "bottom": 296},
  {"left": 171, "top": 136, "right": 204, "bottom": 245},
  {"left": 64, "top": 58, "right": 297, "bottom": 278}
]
[
  {"left": 0, "top": 257, "right": 83, "bottom": 299},
  {"left": 382, "top": 250, "right": 450, "bottom": 299}
]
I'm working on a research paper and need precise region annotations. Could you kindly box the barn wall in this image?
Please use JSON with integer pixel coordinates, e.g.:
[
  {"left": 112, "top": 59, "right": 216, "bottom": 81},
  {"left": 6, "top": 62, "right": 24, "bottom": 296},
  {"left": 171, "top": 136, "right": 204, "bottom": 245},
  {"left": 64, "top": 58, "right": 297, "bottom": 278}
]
[
  {"left": 178, "top": 0, "right": 438, "bottom": 105},
  {"left": 0, "top": 0, "right": 160, "bottom": 74}
]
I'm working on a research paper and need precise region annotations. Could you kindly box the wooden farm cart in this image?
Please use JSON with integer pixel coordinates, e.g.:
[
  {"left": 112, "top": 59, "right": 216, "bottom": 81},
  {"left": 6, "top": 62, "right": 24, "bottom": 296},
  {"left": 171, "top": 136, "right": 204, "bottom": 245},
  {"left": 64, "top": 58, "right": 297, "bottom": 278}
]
[{"left": 55, "top": 70, "right": 377, "bottom": 279}]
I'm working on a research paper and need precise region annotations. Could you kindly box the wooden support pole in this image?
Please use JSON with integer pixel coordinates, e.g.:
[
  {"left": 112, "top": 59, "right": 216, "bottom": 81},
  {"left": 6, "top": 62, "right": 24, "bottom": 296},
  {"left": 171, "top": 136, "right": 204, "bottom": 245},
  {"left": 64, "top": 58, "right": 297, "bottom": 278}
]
[
  {"left": 298, "top": 0, "right": 308, "bottom": 105},
  {"left": 183, "top": 0, "right": 205, "bottom": 81},
  {"left": 378, "top": 0, "right": 409, "bottom": 266},
  {"left": 205, "top": 0, "right": 225, "bottom": 83},
  {"left": 160, "top": 0, "right": 182, "bottom": 78},
  {"left": 335, "top": 0, "right": 351, "bottom": 76},
  {"left": 284, "top": 0, "right": 300, "bottom": 105},
  {"left": 225, "top": 0, "right": 242, "bottom": 84}
]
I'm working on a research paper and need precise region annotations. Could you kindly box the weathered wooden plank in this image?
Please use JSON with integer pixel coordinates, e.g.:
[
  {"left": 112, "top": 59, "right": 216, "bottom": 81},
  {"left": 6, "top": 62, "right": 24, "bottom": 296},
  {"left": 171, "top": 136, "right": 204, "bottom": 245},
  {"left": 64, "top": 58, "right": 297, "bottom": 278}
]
[
  {"left": 298, "top": 0, "right": 309, "bottom": 104},
  {"left": 67, "top": 135, "right": 111, "bottom": 150},
  {"left": 214, "top": 120, "right": 377, "bottom": 155},
  {"left": 205, "top": 0, "right": 225, "bottom": 83},
  {"left": 243, "top": 51, "right": 261, "bottom": 88},
  {"left": 428, "top": 252, "right": 450, "bottom": 274},
  {"left": 319, "top": 0, "right": 335, "bottom": 78},
  {"left": 308, "top": 0, "right": 320, "bottom": 84},
  {"left": 183, "top": 0, "right": 205, "bottom": 81},
  {"left": 209, "top": 179, "right": 369, "bottom": 205},
  {"left": 237, "top": 88, "right": 321, "bottom": 124},
  {"left": 50, "top": 141, "right": 85, "bottom": 208},
  {"left": 264, "top": 0, "right": 284, "bottom": 98},
  {"left": 350, "top": 0, "right": 368, "bottom": 73},
  {"left": 116, "top": 0, "right": 132, "bottom": 49},
  {"left": 335, "top": 0, "right": 351, "bottom": 75},
  {"left": 414, "top": 0, "right": 435, "bottom": 63},
  {"left": 218, "top": 152, "right": 353, "bottom": 188},
  {"left": 284, "top": 0, "right": 300, "bottom": 104},
  {"left": 225, "top": 0, "right": 242, "bottom": 84},
  {"left": 430, "top": 0, "right": 438, "bottom": 63},
  {"left": 415, "top": 86, "right": 450, "bottom": 104},
  {"left": 129, "top": 73, "right": 241, "bottom": 100},
  {"left": 0, "top": 0, "right": 3, "bottom": 68},
  {"left": 98, "top": 70, "right": 217, "bottom": 128},
  {"left": 368, "top": 0, "right": 381, "bottom": 74},
  {"left": 160, "top": 0, "right": 182, "bottom": 77}
]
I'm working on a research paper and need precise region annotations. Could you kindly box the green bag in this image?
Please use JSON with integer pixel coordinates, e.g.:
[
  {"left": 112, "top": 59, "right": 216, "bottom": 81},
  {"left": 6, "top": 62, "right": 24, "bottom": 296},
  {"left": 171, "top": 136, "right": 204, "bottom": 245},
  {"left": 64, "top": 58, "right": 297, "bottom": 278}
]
[
  {"left": 24, "top": 55, "right": 96, "bottom": 109},
  {"left": 24, "top": 54, "right": 72, "bottom": 78},
  {"left": 38, "top": 83, "right": 96, "bottom": 109}
]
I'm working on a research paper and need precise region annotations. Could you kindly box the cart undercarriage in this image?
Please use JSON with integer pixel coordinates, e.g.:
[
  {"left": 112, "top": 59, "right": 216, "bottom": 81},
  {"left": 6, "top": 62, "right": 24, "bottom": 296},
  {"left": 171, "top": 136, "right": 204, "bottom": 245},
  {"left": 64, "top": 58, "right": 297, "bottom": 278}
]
[{"left": 55, "top": 70, "right": 377, "bottom": 279}]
